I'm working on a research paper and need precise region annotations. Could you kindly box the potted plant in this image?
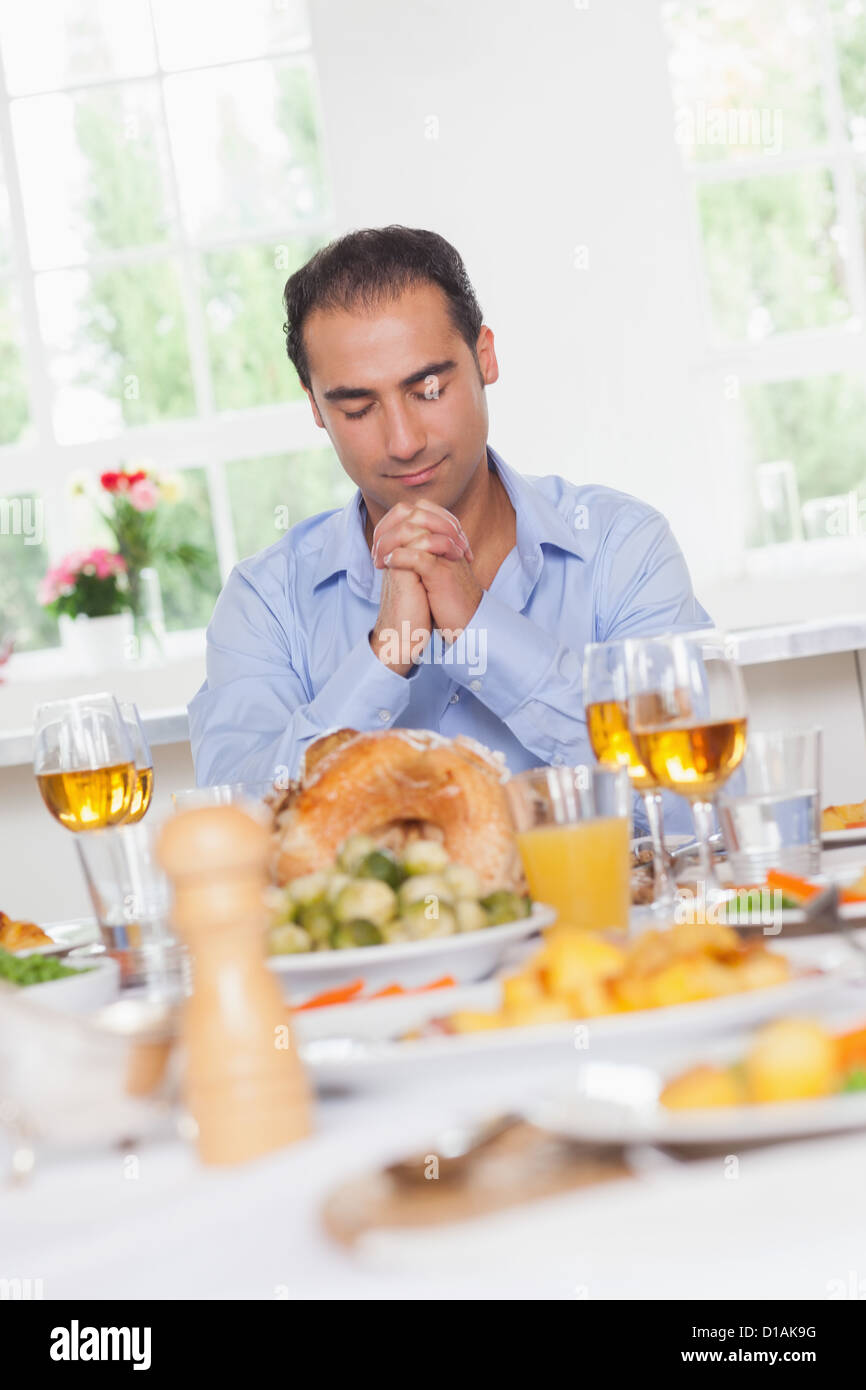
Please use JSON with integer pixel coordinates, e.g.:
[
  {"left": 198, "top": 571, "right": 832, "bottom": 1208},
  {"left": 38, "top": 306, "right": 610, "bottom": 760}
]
[{"left": 38, "top": 548, "right": 134, "bottom": 669}]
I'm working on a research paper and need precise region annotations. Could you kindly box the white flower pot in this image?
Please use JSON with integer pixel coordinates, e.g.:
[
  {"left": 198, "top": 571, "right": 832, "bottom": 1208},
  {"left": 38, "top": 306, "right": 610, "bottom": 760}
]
[{"left": 59, "top": 612, "right": 135, "bottom": 671}]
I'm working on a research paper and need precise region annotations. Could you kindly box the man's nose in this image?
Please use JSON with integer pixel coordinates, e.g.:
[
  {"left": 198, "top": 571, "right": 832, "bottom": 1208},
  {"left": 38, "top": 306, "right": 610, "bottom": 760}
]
[{"left": 382, "top": 401, "right": 426, "bottom": 462}]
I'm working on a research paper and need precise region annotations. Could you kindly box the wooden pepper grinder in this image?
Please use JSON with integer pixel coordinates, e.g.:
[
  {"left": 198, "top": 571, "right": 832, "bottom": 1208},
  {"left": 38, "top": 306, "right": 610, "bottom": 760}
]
[{"left": 157, "top": 805, "right": 311, "bottom": 1165}]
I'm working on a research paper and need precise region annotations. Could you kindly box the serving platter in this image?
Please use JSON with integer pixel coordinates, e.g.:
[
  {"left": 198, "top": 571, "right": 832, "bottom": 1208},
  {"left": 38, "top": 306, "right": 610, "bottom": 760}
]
[
  {"left": 269, "top": 903, "right": 555, "bottom": 1000},
  {"left": 529, "top": 1048, "right": 866, "bottom": 1147},
  {"left": 297, "top": 935, "right": 858, "bottom": 1086},
  {"left": 822, "top": 828, "right": 866, "bottom": 849}
]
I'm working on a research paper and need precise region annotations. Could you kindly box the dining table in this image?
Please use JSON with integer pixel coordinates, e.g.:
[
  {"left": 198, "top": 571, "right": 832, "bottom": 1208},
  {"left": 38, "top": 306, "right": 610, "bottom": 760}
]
[{"left": 4, "top": 867, "right": 866, "bottom": 1304}]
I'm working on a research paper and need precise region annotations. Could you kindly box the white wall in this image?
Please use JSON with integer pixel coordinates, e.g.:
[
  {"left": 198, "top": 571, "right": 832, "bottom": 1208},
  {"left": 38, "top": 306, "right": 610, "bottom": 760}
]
[{"left": 309, "top": 0, "right": 735, "bottom": 596}]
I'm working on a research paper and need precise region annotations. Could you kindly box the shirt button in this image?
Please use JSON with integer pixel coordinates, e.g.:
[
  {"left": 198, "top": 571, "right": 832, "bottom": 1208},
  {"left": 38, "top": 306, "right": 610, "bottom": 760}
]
[
  {"left": 377, "top": 709, "right": 391, "bottom": 723},
  {"left": 552, "top": 754, "right": 565, "bottom": 766},
  {"left": 469, "top": 679, "right": 482, "bottom": 693},
  {"left": 449, "top": 692, "right": 460, "bottom": 704}
]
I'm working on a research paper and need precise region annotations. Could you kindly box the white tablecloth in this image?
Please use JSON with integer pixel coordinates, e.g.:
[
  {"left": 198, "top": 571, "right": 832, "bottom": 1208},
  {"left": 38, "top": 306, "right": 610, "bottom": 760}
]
[
  {"left": 5, "top": 848, "right": 866, "bottom": 1301},
  {"left": 3, "top": 991, "right": 866, "bottom": 1301}
]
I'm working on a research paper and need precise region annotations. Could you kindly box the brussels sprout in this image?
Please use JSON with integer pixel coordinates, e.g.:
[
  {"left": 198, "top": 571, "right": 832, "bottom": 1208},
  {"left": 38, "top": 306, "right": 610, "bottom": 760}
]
[
  {"left": 324, "top": 872, "right": 352, "bottom": 905},
  {"left": 337, "top": 834, "right": 378, "bottom": 874},
  {"left": 381, "top": 919, "right": 411, "bottom": 944},
  {"left": 401, "top": 900, "right": 458, "bottom": 940},
  {"left": 330, "top": 919, "right": 383, "bottom": 949},
  {"left": 295, "top": 901, "right": 334, "bottom": 947},
  {"left": 287, "top": 870, "right": 330, "bottom": 908},
  {"left": 333, "top": 878, "right": 397, "bottom": 927},
  {"left": 357, "top": 849, "right": 406, "bottom": 890},
  {"left": 402, "top": 837, "right": 450, "bottom": 875},
  {"left": 454, "top": 898, "right": 488, "bottom": 933},
  {"left": 267, "top": 923, "right": 312, "bottom": 955},
  {"left": 480, "top": 890, "right": 531, "bottom": 925},
  {"left": 443, "top": 863, "right": 483, "bottom": 900},
  {"left": 397, "top": 874, "right": 455, "bottom": 913},
  {"left": 268, "top": 888, "right": 297, "bottom": 926}
]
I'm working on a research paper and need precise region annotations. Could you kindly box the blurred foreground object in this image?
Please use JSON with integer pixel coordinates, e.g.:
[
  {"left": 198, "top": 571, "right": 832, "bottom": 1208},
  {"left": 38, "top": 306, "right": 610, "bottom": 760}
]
[{"left": 157, "top": 805, "right": 311, "bottom": 1165}]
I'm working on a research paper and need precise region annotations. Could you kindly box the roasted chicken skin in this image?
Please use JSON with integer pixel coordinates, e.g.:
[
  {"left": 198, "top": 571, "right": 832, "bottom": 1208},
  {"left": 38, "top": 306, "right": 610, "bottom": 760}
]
[{"left": 271, "top": 728, "right": 524, "bottom": 891}]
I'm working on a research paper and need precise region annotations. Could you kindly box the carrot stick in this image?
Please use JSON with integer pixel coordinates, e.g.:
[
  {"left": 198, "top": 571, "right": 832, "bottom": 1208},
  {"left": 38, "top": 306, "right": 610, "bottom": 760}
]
[
  {"left": 765, "top": 869, "right": 822, "bottom": 903},
  {"left": 293, "top": 979, "right": 365, "bottom": 1010},
  {"left": 836, "top": 1026, "right": 866, "bottom": 1070}
]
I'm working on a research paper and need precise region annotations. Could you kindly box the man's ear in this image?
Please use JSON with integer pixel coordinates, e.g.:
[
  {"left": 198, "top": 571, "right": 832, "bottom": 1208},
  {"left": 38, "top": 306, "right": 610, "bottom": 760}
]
[
  {"left": 476, "top": 325, "right": 499, "bottom": 387},
  {"left": 304, "top": 385, "right": 325, "bottom": 428}
]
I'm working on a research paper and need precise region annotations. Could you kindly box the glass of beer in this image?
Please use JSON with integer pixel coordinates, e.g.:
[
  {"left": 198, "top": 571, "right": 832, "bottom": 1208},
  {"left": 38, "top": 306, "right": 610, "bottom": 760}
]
[
  {"left": 583, "top": 639, "right": 675, "bottom": 910},
  {"left": 119, "top": 702, "right": 154, "bottom": 824},
  {"left": 33, "top": 693, "right": 136, "bottom": 832},
  {"left": 506, "top": 764, "right": 632, "bottom": 933},
  {"left": 626, "top": 631, "right": 748, "bottom": 901}
]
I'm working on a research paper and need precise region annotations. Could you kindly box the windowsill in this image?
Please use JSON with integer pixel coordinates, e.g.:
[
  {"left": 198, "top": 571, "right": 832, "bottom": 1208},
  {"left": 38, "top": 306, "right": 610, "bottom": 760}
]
[
  {"left": 3, "top": 627, "right": 206, "bottom": 683},
  {"left": 743, "top": 536, "right": 866, "bottom": 575},
  {"left": 0, "top": 629, "right": 205, "bottom": 765}
]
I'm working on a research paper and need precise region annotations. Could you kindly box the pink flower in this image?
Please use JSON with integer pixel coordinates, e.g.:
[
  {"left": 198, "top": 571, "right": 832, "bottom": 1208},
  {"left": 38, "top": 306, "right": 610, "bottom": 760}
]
[
  {"left": 128, "top": 478, "right": 159, "bottom": 512},
  {"left": 38, "top": 548, "right": 127, "bottom": 605}
]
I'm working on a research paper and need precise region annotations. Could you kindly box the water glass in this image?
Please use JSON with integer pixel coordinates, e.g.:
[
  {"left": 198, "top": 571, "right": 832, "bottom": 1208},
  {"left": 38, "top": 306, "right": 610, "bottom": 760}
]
[
  {"left": 717, "top": 728, "right": 821, "bottom": 882},
  {"left": 171, "top": 780, "right": 276, "bottom": 822},
  {"left": 76, "top": 820, "right": 189, "bottom": 998}
]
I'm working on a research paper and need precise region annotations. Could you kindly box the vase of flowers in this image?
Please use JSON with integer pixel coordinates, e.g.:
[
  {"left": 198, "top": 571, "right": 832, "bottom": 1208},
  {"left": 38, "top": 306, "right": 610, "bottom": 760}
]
[
  {"left": 95, "top": 467, "right": 206, "bottom": 659},
  {"left": 39, "top": 548, "right": 135, "bottom": 669}
]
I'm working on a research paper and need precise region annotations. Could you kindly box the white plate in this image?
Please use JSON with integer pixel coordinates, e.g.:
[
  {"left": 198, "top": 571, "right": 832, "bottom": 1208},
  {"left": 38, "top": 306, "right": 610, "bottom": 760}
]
[
  {"left": 687, "top": 863, "right": 866, "bottom": 928},
  {"left": 268, "top": 903, "right": 555, "bottom": 1000},
  {"left": 530, "top": 1048, "right": 866, "bottom": 1147},
  {"left": 12, "top": 916, "right": 100, "bottom": 957},
  {"left": 299, "top": 937, "right": 854, "bottom": 1086},
  {"left": 1, "top": 955, "right": 120, "bottom": 1014},
  {"left": 823, "top": 828, "right": 866, "bottom": 848}
]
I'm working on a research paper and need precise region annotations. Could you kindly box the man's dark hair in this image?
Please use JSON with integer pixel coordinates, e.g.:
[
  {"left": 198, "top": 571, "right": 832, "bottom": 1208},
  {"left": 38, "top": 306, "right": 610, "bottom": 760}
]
[{"left": 282, "top": 225, "right": 484, "bottom": 390}]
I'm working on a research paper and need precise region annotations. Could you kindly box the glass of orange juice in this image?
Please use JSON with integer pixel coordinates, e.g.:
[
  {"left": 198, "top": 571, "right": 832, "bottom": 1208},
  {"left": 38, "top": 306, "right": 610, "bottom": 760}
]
[{"left": 506, "top": 765, "right": 632, "bottom": 932}]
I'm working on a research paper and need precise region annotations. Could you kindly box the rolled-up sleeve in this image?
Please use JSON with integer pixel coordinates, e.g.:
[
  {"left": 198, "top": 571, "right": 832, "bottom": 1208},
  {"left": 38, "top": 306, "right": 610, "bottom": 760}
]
[{"left": 188, "top": 565, "right": 413, "bottom": 786}]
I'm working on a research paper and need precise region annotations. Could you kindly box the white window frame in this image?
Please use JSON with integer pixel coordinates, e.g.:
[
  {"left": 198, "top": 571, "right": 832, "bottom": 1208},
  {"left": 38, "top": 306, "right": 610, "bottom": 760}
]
[
  {"left": 671, "top": 0, "right": 866, "bottom": 579},
  {"left": 0, "top": 2, "right": 334, "bottom": 669}
]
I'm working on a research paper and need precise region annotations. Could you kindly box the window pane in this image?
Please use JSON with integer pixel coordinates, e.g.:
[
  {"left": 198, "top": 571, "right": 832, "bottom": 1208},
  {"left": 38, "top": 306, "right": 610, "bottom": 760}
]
[
  {"left": 149, "top": 468, "right": 221, "bottom": 630},
  {"left": 663, "top": 0, "right": 826, "bottom": 162},
  {"left": 0, "top": 0, "right": 156, "bottom": 95},
  {"left": 0, "top": 163, "right": 13, "bottom": 277},
  {"left": 0, "top": 495, "right": 59, "bottom": 651},
  {"left": 697, "top": 170, "right": 851, "bottom": 340},
  {"left": 201, "top": 238, "right": 319, "bottom": 411},
  {"left": 830, "top": 0, "right": 866, "bottom": 151},
  {"left": 36, "top": 261, "right": 195, "bottom": 442},
  {"left": 12, "top": 83, "right": 175, "bottom": 269},
  {"left": 0, "top": 282, "right": 32, "bottom": 445},
  {"left": 226, "top": 448, "right": 355, "bottom": 560},
  {"left": 164, "top": 59, "right": 328, "bottom": 241},
  {"left": 744, "top": 374, "right": 866, "bottom": 510},
  {"left": 152, "top": 0, "right": 309, "bottom": 71}
]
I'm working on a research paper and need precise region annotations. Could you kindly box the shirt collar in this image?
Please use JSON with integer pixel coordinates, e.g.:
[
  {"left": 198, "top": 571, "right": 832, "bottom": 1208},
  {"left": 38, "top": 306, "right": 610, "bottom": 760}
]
[{"left": 311, "top": 444, "right": 586, "bottom": 597}]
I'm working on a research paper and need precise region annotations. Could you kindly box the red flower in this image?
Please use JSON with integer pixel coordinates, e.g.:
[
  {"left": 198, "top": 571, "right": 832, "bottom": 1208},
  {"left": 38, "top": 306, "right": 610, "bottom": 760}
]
[
  {"left": 126, "top": 470, "right": 148, "bottom": 487},
  {"left": 100, "top": 471, "right": 121, "bottom": 492}
]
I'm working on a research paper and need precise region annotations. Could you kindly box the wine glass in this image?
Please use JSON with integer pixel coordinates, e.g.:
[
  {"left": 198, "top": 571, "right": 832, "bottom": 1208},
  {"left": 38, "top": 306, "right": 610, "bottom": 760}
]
[
  {"left": 583, "top": 639, "right": 675, "bottom": 910},
  {"left": 119, "top": 702, "right": 154, "bottom": 824},
  {"left": 625, "top": 631, "right": 748, "bottom": 903},
  {"left": 33, "top": 693, "right": 136, "bottom": 832}
]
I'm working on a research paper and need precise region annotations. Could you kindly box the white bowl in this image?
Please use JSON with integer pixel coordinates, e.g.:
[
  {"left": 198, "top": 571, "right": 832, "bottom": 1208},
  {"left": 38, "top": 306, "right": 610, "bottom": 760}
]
[
  {"left": 267, "top": 903, "right": 555, "bottom": 1001},
  {"left": 9, "top": 954, "right": 120, "bottom": 1014}
]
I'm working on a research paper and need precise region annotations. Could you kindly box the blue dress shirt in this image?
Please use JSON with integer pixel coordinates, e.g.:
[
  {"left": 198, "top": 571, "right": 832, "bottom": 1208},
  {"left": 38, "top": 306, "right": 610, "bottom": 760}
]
[{"left": 188, "top": 446, "right": 711, "bottom": 831}]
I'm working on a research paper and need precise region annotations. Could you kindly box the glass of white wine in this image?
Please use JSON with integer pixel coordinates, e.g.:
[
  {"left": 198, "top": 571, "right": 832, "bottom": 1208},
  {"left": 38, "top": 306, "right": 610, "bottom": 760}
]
[
  {"left": 625, "top": 631, "right": 748, "bottom": 903},
  {"left": 119, "top": 702, "right": 154, "bottom": 824},
  {"left": 33, "top": 693, "right": 136, "bottom": 832},
  {"left": 583, "top": 639, "right": 675, "bottom": 909}
]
